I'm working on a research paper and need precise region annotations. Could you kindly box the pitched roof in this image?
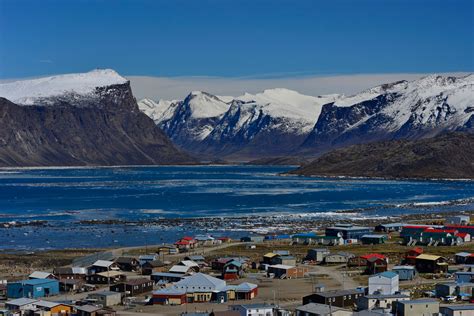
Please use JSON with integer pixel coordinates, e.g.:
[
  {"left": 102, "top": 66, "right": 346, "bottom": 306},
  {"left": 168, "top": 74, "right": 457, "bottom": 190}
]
[
  {"left": 269, "top": 264, "right": 295, "bottom": 270},
  {"left": 179, "top": 260, "right": 199, "bottom": 267},
  {"left": 34, "top": 301, "right": 64, "bottom": 309},
  {"left": 92, "top": 260, "right": 115, "bottom": 267},
  {"left": 296, "top": 303, "right": 348, "bottom": 314},
  {"left": 173, "top": 273, "right": 226, "bottom": 292},
  {"left": 6, "top": 298, "right": 38, "bottom": 306},
  {"left": 235, "top": 282, "right": 258, "bottom": 292},
  {"left": 263, "top": 252, "right": 279, "bottom": 258},
  {"left": 372, "top": 271, "right": 398, "bottom": 279},
  {"left": 361, "top": 253, "right": 386, "bottom": 260},
  {"left": 95, "top": 271, "right": 124, "bottom": 277},
  {"left": 169, "top": 265, "right": 191, "bottom": 273},
  {"left": 29, "top": 271, "right": 54, "bottom": 279},
  {"left": 416, "top": 254, "right": 443, "bottom": 261}
]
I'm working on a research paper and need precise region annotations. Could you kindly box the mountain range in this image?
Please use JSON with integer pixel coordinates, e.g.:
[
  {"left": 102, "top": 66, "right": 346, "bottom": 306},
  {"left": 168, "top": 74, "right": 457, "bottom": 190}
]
[
  {"left": 139, "top": 74, "right": 473, "bottom": 160},
  {"left": 0, "top": 70, "right": 194, "bottom": 166},
  {"left": 0, "top": 70, "right": 472, "bottom": 168}
]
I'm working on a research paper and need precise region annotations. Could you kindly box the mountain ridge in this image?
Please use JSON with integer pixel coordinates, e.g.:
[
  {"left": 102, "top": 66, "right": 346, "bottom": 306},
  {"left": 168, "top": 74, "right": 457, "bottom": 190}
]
[{"left": 0, "top": 70, "right": 195, "bottom": 167}]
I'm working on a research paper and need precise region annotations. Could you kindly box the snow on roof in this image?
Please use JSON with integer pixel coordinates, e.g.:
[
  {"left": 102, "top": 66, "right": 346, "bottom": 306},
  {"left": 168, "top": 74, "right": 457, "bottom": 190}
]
[
  {"left": 268, "top": 264, "right": 295, "bottom": 270},
  {"left": 34, "top": 301, "right": 63, "bottom": 309},
  {"left": 29, "top": 271, "right": 54, "bottom": 279},
  {"left": 173, "top": 272, "right": 226, "bottom": 292},
  {"left": 179, "top": 260, "right": 199, "bottom": 267},
  {"left": 6, "top": 298, "right": 38, "bottom": 306},
  {"left": 169, "top": 265, "right": 191, "bottom": 274},
  {"left": 92, "top": 260, "right": 115, "bottom": 267},
  {"left": 0, "top": 69, "right": 127, "bottom": 105}
]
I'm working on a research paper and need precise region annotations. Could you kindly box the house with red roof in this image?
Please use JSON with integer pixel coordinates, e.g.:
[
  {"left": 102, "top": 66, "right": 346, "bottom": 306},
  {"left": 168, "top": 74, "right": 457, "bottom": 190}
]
[
  {"left": 174, "top": 236, "right": 198, "bottom": 251},
  {"left": 405, "top": 247, "right": 423, "bottom": 265}
]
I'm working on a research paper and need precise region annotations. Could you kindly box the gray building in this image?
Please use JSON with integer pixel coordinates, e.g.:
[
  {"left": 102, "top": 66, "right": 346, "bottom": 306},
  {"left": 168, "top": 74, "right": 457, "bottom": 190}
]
[
  {"left": 395, "top": 299, "right": 439, "bottom": 316},
  {"left": 324, "top": 252, "right": 354, "bottom": 264},
  {"left": 307, "top": 249, "right": 330, "bottom": 262},
  {"left": 392, "top": 266, "right": 416, "bottom": 281},
  {"left": 325, "top": 224, "right": 373, "bottom": 239},
  {"left": 440, "top": 304, "right": 474, "bottom": 316},
  {"left": 357, "top": 293, "right": 410, "bottom": 311},
  {"left": 87, "top": 291, "right": 122, "bottom": 306},
  {"left": 295, "top": 303, "right": 352, "bottom": 316}
]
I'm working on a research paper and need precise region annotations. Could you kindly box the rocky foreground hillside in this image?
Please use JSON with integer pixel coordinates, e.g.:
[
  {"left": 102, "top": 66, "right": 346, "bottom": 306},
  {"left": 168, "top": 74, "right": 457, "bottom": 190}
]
[
  {"left": 0, "top": 70, "right": 194, "bottom": 167},
  {"left": 289, "top": 133, "right": 474, "bottom": 179}
]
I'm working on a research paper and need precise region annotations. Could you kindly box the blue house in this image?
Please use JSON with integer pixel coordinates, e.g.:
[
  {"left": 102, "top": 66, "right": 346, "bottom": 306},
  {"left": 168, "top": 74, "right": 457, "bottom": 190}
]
[
  {"left": 7, "top": 279, "right": 59, "bottom": 298},
  {"left": 392, "top": 265, "right": 416, "bottom": 281}
]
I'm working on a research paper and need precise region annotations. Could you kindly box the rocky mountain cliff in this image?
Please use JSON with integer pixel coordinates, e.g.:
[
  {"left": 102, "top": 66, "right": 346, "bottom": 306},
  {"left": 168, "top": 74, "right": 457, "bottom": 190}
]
[
  {"left": 139, "top": 89, "right": 338, "bottom": 159},
  {"left": 0, "top": 70, "right": 194, "bottom": 167},
  {"left": 139, "top": 74, "right": 473, "bottom": 160},
  {"left": 289, "top": 132, "right": 474, "bottom": 179}
]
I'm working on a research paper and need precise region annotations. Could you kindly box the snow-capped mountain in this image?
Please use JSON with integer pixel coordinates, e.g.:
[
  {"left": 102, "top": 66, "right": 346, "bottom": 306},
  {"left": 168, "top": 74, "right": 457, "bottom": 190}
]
[
  {"left": 0, "top": 69, "right": 128, "bottom": 107},
  {"left": 139, "top": 88, "right": 339, "bottom": 158},
  {"left": 0, "top": 69, "right": 194, "bottom": 166},
  {"left": 139, "top": 74, "right": 473, "bottom": 159},
  {"left": 302, "top": 74, "right": 474, "bottom": 152}
]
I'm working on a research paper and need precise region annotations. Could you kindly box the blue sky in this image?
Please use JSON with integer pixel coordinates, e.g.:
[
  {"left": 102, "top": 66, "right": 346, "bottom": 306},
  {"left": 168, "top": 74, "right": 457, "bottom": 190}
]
[{"left": 0, "top": 0, "right": 472, "bottom": 79}]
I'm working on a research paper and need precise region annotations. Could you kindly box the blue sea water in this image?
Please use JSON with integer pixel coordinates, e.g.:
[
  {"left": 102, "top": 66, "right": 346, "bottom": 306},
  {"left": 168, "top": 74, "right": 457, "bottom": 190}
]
[{"left": 0, "top": 165, "right": 473, "bottom": 250}]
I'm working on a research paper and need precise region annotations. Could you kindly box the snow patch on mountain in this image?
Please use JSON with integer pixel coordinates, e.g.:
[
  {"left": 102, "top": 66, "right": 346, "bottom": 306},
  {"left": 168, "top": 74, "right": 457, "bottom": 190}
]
[
  {"left": 0, "top": 69, "right": 127, "bottom": 105},
  {"left": 237, "top": 88, "right": 339, "bottom": 125},
  {"left": 186, "top": 91, "right": 231, "bottom": 119}
]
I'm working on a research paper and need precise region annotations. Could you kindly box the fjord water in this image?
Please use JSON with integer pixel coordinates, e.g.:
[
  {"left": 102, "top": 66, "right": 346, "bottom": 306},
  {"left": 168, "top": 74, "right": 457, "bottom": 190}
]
[{"left": 1, "top": 165, "right": 473, "bottom": 250}]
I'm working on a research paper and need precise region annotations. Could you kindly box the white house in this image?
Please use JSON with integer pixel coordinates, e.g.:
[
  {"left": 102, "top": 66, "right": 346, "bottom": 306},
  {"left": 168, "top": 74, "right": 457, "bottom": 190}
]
[
  {"left": 368, "top": 271, "right": 399, "bottom": 295},
  {"left": 231, "top": 303, "right": 275, "bottom": 316},
  {"left": 446, "top": 215, "right": 470, "bottom": 225}
]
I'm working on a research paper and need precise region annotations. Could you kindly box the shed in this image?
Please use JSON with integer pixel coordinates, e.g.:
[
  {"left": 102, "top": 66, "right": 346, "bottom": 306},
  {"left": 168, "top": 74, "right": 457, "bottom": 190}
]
[
  {"left": 87, "top": 291, "right": 122, "bottom": 307},
  {"left": 360, "top": 234, "right": 387, "bottom": 245},
  {"left": 306, "top": 248, "right": 330, "bottom": 262},
  {"left": 392, "top": 266, "right": 416, "bottom": 281}
]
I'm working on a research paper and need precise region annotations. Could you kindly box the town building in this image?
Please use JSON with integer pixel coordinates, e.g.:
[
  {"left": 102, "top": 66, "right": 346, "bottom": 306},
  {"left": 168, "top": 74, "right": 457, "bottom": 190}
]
[
  {"left": 150, "top": 272, "right": 186, "bottom": 284},
  {"left": 325, "top": 224, "right": 372, "bottom": 240},
  {"left": 5, "top": 298, "right": 38, "bottom": 315},
  {"left": 110, "top": 278, "right": 154, "bottom": 296},
  {"left": 152, "top": 273, "right": 258, "bottom": 305},
  {"left": 445, "top": 215, "right": 470, "bottom": 225},
  {"left": 324, "top": 252, "right": 354, "bottom": 264},
  {"left": 455, "top": 271, "right": 474, "bottom": 283},
  {"left": 295, "top": 303, "right": 352, "bottom": 316},
  {"left": 415, "top": 254, "right": 448, "bottom": 273},
  {"left": 404, "top": 247, "right": 423, "bottom": 265},
  {"left": 28, "top": 271, "right": 55, "bottom": 280},
  {"left": 138, "top": 254, "right": 158, "bottom": 266},
  {"left": 88, "top": 260, "right": 119, "bottom": 275},
  {"left": 230, "top": 304, "right": 275, "bottom": 316},
  {"left": 114, "top": 257, "right": 140, "bottom": 272},
  {"left": 34, "top": 301, "right": 72, "bottom": 315},
  {"left": 357, "top": 293, "right": 410, "bottom": 311},
  {"left": 267, "top": 264, "right": 308, "bottom": 278},
  {"left": 53, "top": 267, "right": 87, "bottom": 280},
  {"left": 86, "top": 271, "right": 126, "bottom": 285},
  {"left": 87, "top": 291, "right": 122, "bottom": 307},
  {"left": 374, "top": 223, "right": 406, "bottom": 232},
  {"left": 75, "top": 305, "right": 116, "bottom": 316},
  {"left": 292, "top": 232, "right": 320, "bottom": 245},
  {"left": 394, "top": 299, "right": 439, "bottom": 316},
  {"left": 306, "top": 249, "right": 330, "bottom": 262},
  {"left": 141, "top": 259, "right": 166, "bottom": 275},
  {"left": 303, "top": 289, "right": 365, "bottom": 308},
  {"left": 392, "top": 266, "right": 416, "bottom": 281},
  {"left": 360, "top": 235, "right": 387, "bottom": 245},
  {"left": 455, "top": 252, "right": 474, "bottom": 264},
  {"left": 368, "top": 272, "right": 399, "bottom": 295},
  {"left": 440, "top": 304, "right": 474, "bottom": 316},
  {"left": 7, "top": 279, "right": 59, "bottom": 299}
]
